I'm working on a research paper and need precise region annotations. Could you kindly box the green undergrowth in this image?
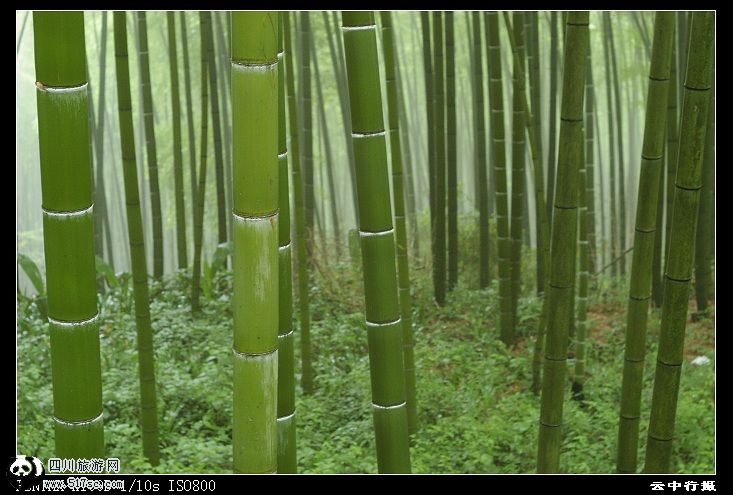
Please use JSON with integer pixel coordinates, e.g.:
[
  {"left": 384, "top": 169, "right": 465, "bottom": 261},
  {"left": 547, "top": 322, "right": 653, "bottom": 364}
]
[{"left": 17, "top": 231, "right": 714, "bottom": 473}]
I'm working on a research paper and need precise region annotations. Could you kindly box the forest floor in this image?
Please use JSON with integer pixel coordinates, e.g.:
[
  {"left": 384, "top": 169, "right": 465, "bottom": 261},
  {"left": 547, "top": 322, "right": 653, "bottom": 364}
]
[{"left": 16, "top": 240, "right": 715, "bottom": 473}]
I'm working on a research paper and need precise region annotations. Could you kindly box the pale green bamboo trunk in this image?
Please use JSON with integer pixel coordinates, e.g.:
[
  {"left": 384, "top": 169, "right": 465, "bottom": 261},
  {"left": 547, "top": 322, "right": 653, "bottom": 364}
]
[
  {"left": 284, "top": 13, "right": 314, "bottom": 395},
  {"left": 231, "top": 11, "right": 279, "bottom": 474},
  {"left": 536, "top": 11, "right": 588, "bottom": 473},
  {"left": 644, "top": 12, "right": 714, "bottom": 473},
  {"left": 342, "top": 11, "right": 411, "bottom": 473},
  {"left": 381, "top": 10, "right": 418, "bottom": 437},
  {"left": 113, "top": 11, "right": 160, "bottom": 466},
  {"left": 34, "top": 11, "right": 105, "bottom": 459},
  {"left": 615, "top": 13, "right": 675, "bottom": 473},
  {"left": 276, "top": 16, "right": 297, "bottom": 472}
]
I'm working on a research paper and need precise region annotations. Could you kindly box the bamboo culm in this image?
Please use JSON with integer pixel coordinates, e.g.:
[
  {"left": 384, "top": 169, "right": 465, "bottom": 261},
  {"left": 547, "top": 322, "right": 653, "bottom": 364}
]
[
  {"left": 34, "top": 11, "right": 105, "bottom": 459},
  {"left": 644, "top": 12, "right": 714, "bottom": 473},
  {"left": 230, "top": 11, "right": 279, "bottom": 473},
  {"left": 341, "top": 11, "right": 412, "bottom": 473},
  {"left": 113, "top": 11, "right": 160, "bottom": 465}
]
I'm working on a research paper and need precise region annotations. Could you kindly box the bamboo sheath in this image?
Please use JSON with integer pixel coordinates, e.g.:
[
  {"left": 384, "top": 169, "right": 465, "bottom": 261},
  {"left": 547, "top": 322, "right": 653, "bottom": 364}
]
[
  {"left": 277, "top": 16, "right": 297, "bottom": 473},
  {"left": 381, "top": 10, "right": 418, "bottom": 437},
  {"left": 231, "top": 12, "right": 279, "bottom": 474},
  {"left": 614, "top": 12, "right": 675, "bottom": 473},
  {"left": 34, "top": 11, "right": 105, "bottom": 460},
  {"left": 644, "top": 11, "right": 714, "bottom": 473},
  {"left": 342, "top": 11, "right": 411, "bottom": 473}
]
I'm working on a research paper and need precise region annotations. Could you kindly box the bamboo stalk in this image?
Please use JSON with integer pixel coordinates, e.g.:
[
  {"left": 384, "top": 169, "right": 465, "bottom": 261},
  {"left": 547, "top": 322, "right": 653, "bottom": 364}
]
[
  {"left": 341, "top": 11, "right": 411, "bottom": 473},
  {"left": 33, "top": 11, "right": 105, "bottom": 459},
  {"left": 231, "top": 11, "right": 279, "bottom": 473}
]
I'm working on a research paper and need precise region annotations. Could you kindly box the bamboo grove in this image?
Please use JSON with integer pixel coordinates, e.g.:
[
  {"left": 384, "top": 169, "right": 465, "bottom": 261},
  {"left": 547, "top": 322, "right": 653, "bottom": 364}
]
[{"left": 17, "top": 10, "right": 714, "bottom": 474}]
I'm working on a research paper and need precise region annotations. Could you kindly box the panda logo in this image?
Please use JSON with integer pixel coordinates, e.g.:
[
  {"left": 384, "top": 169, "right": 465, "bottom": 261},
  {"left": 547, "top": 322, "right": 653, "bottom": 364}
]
[{"left": 6, "top": 455, "right": 44, "bottom": 491}]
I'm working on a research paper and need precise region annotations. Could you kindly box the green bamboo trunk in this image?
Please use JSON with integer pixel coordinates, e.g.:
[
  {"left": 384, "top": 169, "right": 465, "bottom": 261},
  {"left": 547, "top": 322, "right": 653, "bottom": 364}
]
[
  {"left": 584, "top": 40, "right": 598, "bottom": 274},
  {"left": 276, "top": 16, "right": 297, "bottom": 472},
  {"left": 231, "top": 11, "right": 279, "bottom": 473},
  {"left": 432, "top": 11, "right": 446, "bottom": 306},
  {"left": 606, "top": 13, "right": 627, "bottom": 276},
  {"left": 546, "top": 11, "right": 559, "bottom": 227},
  {"left": 300, "top": 12, "right": 315, "bottom": 250},
  {"left": 527, "top": 12, "right": 545, "bottom": 293},
  {"left": 509, "top": 11, "right": 526, "bottom": 343},
  {"left": 694, "top": 88, "right": 714, "bottom": 314},
  {"left": 445, "top": 12, "right": 458, "bottom": 290},
  {"left": 615, "top": 13, "right": 675, "bottom": 473},
  {"left": 205, "top": 14, "right": 228, "bottom": 246},
  {"left": 664, "top": 32, "right": 679, "bottom": 289},
  {"left": 602, "top": 18, "right": 619, "bottom": 278},
  {"left": 136, "top": 12, "right": 164, "bottom": 277},
  {"left": 472, "top": 12, "right": 489, "bottom": 289},
  {"left": 502, "top": 11, "right": 552, "bottom": 398},
  {"left": 381, "top": 10, "right": 418, "bottom": 437},
  {"left": 342, "top": 11, "right": 412, "bottom": 473},
  {"left": 420, "top": 12, "right": 437, "bottom": 284},
  {"left": 536, "top": 11, "right": 588, "bottom": 473},
  {"left": 644, "top": 12, "right": 714, "bottom": 473},
  {"left": 191, "top": 12, "right": 210, "bottom": 314},
  {"left": 284, "top": 13, "right": 314, "bottom": 394},
  {"left": 166, "top": 12, "right": 186, "bottom": 274},
  {"left": 113, "top": 11, "right": 160, "bottom": 466},
  {"left": 34, "top": 11, "right": 105, "bottom": 459},
  {"left": 179, "top": 12, "right": 198, "bottom": 244},
  {"left": 486, "top": 11, "right": 512, "bottom": 347}
]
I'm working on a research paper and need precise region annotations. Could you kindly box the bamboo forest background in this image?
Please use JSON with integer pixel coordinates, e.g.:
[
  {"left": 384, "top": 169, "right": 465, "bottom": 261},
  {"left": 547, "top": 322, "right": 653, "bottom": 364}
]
[{"left": 16, "top": 11, "right": 714, "bottom": 473}]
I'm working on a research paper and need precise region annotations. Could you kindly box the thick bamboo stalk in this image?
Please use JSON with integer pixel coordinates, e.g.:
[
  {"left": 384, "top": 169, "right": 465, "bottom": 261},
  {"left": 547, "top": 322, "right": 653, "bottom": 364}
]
[
  {"left": 615, "top": 13, "right": 675, "bottom": 473},
  {"left": 381, "top": 10, "right": 418, "bottom": 437},
  {"left": 300, "top": 13, "right": 315, "bottom": 253},
  {"left": 584, "top": 40, "right": 598, "bottom": 275},
  {"left": 341, "top": 11, "right": 412, "bottom": 473},
  {"left": 694, "top": 87, "right": 714, "bottom": 313},
  {"left": 113, "top": 11, "right": 160, "bottom": 465},
  {"left": 664, "top": 32, "right": 679, "bottom": 290},
  {"left": 420, "top": 12, "right": 437, "bottom": 282},
  {"left": 536, "top": 11, "right": 588, "bottom": 473},
  {"left": 644, "top": 12, "right": 714, "bottom": 473},
  {"left": 34, "top": 11, "right": 105, "bottom": 459},
  {"left": 546, "top": 11, "right": 559, "bottom": 228},
  {"left": 284, "top": 13, "right": 314, "bottom": 394},
  {"left": 231, "top": 11, "right": 279, "bottom": 473},
  {"left": 136, "top": 12, "right": 165, "bottom": 276},
  {"left": 276, "top": 16, "right": 297, "bottom": 472}
]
